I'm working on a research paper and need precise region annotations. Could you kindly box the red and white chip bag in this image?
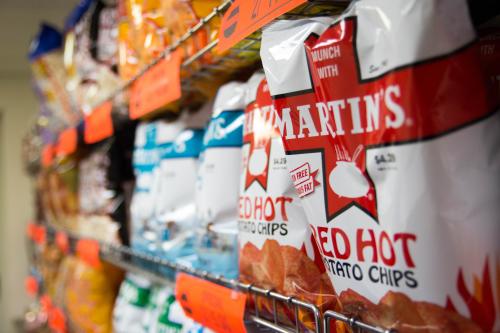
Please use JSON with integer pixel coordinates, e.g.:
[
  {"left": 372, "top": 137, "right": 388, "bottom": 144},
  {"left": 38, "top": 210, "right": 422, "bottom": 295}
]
[
  {"left": 238, "top": 72, "right": 337, "bottom": 328},
  {"left": 261, "top": 1, "right": 500, "bottom": 332}
]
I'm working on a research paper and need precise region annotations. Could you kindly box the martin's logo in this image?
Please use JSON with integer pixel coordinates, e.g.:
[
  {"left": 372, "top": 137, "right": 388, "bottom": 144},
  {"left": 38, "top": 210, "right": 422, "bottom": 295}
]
[
  {"left": 271, "top": 17, "right": 488, "bottom": 222},
  {"left": 243, "top": 80, "right": 278, "bottom": 191}
]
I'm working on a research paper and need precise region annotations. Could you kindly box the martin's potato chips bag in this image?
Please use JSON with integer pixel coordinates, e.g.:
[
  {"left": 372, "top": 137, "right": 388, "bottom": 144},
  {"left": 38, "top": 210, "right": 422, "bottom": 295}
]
[
  {"left": 238, "top": 72, "right": 337, "bottom": 328},
  {"left": 261, "top": 1, "right": 500, "bottom": 332}
]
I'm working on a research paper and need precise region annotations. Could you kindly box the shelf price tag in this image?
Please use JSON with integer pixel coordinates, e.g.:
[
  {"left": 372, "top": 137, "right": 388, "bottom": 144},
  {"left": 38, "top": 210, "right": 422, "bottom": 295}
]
[
  {"left": 33, "top": 225, "right": 47, "bottom": 246},
  {"left": 25, "top": 276, "right": 39, "bottom": 297},
  {"left": 76, "top": 239, "right": 101, "bottom": 268},
  {"left": 40, "top": 294, "right": 53, "bottom": 313},
  {"left": 176, "top": 273, "right": 247, "bottom": 333},
  {"left": 42, "top": 144, "right": 54, "bottom": 167},
  {"left": 217, "top": 0, "right": 306, "bottom": 53},
  {"left": 129, "top": 50, "right": 182, "bottom": 120},
  {"left": 48, "top": 307, "right": 67, "bottom": 333},
  {"left": 56, "top": 127, "right": 77, "bottom": 156},
  {"left": 26, "top": 222, "right": 37, "bottom": 240},
  {"left": 26, "top": 223, "right": 45, "bottom": 245},
  {"left": 84, "top": 101, "right": 113, "bottom": 144},
  {"left": 55, "top": 231, "right": 70, "bottom": 254}
]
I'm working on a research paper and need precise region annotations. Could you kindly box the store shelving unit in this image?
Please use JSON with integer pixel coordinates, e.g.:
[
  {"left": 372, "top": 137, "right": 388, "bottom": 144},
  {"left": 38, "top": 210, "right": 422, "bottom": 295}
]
[
  {"left": 31, "top": 1, "right": 500, "bottom": 332},
  {"left": 40, "top": 225, "right": 393, "bottom": 333},
  {"left": 95, "top": 0, "right": 348, "bottom": 114},
  {"left": 26, "top": 2, "right": 398, "bottom": 333}
]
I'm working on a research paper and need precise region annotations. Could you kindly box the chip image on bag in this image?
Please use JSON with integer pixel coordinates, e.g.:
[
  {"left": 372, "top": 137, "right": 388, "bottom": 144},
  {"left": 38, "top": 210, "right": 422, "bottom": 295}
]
[
  {"left": 261, "top": 1, "right": 500, "bottom": 332},
  {"left": 238, "top": 72, "right": 337, "bottom": 329}
]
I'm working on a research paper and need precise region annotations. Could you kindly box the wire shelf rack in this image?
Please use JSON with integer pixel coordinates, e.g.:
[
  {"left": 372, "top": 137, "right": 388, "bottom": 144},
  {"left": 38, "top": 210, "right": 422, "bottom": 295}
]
[
  {"left": 39, "top": 225, "right": 394, "bottom": 333},
  {"left": 99, "top": 0, "right": 349, "bottom": 112}
]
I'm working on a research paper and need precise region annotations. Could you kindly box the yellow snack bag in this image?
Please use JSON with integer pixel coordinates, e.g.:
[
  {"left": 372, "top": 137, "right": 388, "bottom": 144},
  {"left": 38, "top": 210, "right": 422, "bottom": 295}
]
[{"left": 65, "top": 258, "right": 123, "bottom": 333}]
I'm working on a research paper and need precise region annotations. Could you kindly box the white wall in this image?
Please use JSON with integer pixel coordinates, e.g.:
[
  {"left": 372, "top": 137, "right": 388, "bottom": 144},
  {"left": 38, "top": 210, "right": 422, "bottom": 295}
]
[
  {"left": 0, "top": 1, "right": 79, "bottom": 332},
  {"left": 0, "top": 75, "right": 38, "bottom": 333}
]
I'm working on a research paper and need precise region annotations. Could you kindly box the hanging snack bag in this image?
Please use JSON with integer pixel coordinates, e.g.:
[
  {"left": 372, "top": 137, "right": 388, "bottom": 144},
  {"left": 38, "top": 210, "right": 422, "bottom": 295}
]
[
  {"left": 131, "top": 121, "right": 160, "bottom": 252},
  {"left": 131, "top": 119, "right": 184, "bottom": 253},
  {"left": 65, "top": 259, "right": 123, "bottom": 333},
  {"left": 113, "top": 274, "right": 152, "bottom": 333},
  {"left": 154, "top": 286, "right": 187, "bottom": 333},
  {"left": 195, "top": 81, "right": 246, "bottom": 278},
  {"left": 153, "top": 104, "right": 212, "bottom": 261},
  {"left": 239, "top": 72, "right": 336, "bottom": 327},
  {"left": 261, "top": 1, "right": 500, "bottom": 332},
  {"left": 117, "top": 0, "right": 140, "bottom": 81}
]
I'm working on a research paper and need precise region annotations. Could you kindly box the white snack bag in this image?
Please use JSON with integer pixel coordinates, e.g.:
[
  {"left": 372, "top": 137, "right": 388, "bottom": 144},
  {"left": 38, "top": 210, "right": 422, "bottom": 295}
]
[
  {"left": 155, "top": 287, "right": 188, "bottom": 333},
  {"left": 195, "top": 81, "right": 246, "bottom": 277},
  {"left": 130, "top": 122, "right": 161, "bottom": 252},
  {"left": 131, "top": 119, "right": 184, "bottom": 252},
  {"left": 113, "top": 274, "right": 152, "bottom": 333},
  {"left": 153, "top": 104, "right": 212, "bottom": 260},
  {"left": 261, "top": 1, "right": 500, "bottom": 332}
]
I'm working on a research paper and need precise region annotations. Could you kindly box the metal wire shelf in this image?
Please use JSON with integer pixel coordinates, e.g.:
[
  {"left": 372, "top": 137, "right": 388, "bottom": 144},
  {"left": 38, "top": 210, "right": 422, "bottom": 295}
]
[
  {"left": 40, "top": 225, "right": 393, "bottom": 333},
  {"left": 98, "top": 0, "right": 349, "bottom": 112}
]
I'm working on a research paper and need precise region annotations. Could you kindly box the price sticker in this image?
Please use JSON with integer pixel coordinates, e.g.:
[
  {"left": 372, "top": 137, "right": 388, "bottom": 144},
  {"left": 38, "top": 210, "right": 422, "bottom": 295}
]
[
  {"left": 48, "top": 307, "right": 67, "bottom": 333},
  {"left": 76, "top": 239, "right": 101, "bottom": 268},
  {"left": 129, "top": 50, "right": 182, "bottom": 119},
  {"left": 56, "top": 127, "right": 77, "bottom": 156},
  {"left": 25, "top": 276, "right": 39, "bottom": 297},
  {"left": 84, "top": 101, "right": 113, "bottom": 144},
  {"left": 217, "top": 0, "right": 306, "bottom": 53},
  {"left": 42, "top": 144, "right": 54, "bottom": 167},
  {"left": 33, "top": 225, "right": 47, "bottom": 246},
  {"left": 176, "top": 273, "right": 247, "bottom": 333},
  {"left": 55, "top": 232, "right": 70, "bottom": 254}
]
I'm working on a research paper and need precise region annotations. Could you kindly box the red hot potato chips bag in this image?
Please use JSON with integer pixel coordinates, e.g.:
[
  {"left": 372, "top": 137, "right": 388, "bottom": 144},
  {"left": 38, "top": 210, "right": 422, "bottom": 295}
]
[
  {"left": 261, "top": 1, "right": 500, "bottom": 332},
  {"left": 239, "top": 72, "right": 337, "bottom": 329}
]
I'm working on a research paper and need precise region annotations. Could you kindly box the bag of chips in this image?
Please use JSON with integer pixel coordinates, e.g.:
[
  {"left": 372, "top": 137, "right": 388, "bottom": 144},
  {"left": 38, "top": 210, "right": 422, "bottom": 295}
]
[
  {"left": 261, "top": 1, "right": 500, "bottom": 331},
  {"left": 239, "top": 72, "right": 337, "bottom": 328},
  {"left": 154, "top": 286, "right": 187, "bottom": 333},
  {"left": 194, "top": 81, "right": 246, "bottom": 278},
  {"left": 65, "top": 258, "right": 123, "bottom": 333},
  {"left": 153, "top": 105, "right": 211, "bottom": 261},
  {"left": 113, "top": 274, "right": 152, "bottom": 333},
  {"left": 131, "top": 119, "right": 184, "bottom": 253}
]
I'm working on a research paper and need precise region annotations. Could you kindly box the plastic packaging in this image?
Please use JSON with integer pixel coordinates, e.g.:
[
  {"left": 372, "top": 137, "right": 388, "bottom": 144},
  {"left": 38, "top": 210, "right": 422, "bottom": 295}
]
[
  {"left": 131, "top": 121, "right": 161, "bottom": 252},
  {"left": 152, "top": 105, "right": 212, "bottom": 261},
  {"left": 194, "top": 81, "right": 246, "bottom": 278},
  {"left": 151, "top": 286, "right": 187, "bottom": 333},
  {"left": 261, "top": 1, "right": 500, "bottom": 331},
  {"left": 65, "top": 258, "right": 123, "bottom": 333},
  {"left": 63, "top": 0, "right": 121, "bottom": 115},
  {"left": 131, "top": 119, "right": 184, "bottom": 253},
  {"left": 30, "top": 24, "right": 77, "bottom": 129},
  {"left": 113, "top": 274, "right": 152, "bottom": 333},
  {"left": 238, "top": 72, "right": 337, "bottom": 328}
]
